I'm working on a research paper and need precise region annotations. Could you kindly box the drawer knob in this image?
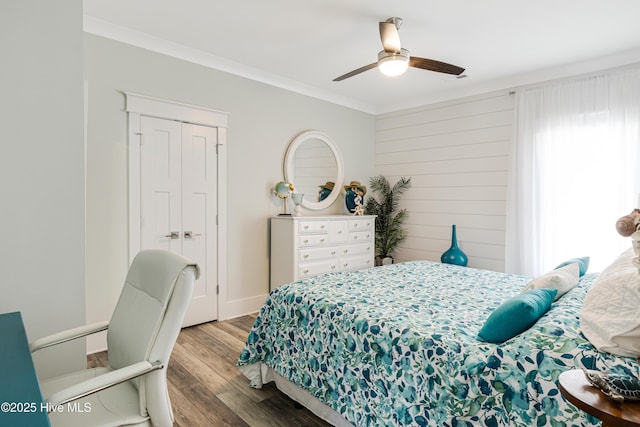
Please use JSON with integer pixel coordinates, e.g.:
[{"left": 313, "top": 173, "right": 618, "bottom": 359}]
[
  {"left": 304, "top": 225, "right": 309, "bottom": 229},
  {"left": 331, "top": 251, "right": 336, "bottom": 255},
  {"left": 343, "top": 263, "right": 348, "bottom": 267},
  {"left": 354, "top": 224, "right": 358, "bottom": 227},
  {"left": 303, "top": 269, "right": 309, "bottom": 273},
  {"left": 331, "top": 265, "right": 336, "bottom": 269},
  {"left": 353, "top": 236, "right": 358, "bottom": 240},
  {"left": 320, "top": 225, "right": 325, "bottom": 229},
  {"left": 304, "top": 239, "right": 309, "bottom": 243},
  {"left": 320, "top": 238, "right": 325, "bottom": 243},
  {"left": 303, "top": 254, "right": 309, "bottom": 258},
  {"left": 343, "top": 249, "right": 348, "bottom": 253},
  {"left": 338, "top": 230, "right": 342, "bottom": 234}
]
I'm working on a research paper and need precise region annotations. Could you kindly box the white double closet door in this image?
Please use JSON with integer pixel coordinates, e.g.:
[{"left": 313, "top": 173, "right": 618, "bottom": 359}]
[{"left": 139, "top": 116, "right": 218, "bottom": 326}]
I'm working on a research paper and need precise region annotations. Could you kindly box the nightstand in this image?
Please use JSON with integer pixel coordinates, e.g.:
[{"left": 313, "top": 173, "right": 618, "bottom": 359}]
[{"left": 558, "top": 369, "right": 640, "bottom": 427}]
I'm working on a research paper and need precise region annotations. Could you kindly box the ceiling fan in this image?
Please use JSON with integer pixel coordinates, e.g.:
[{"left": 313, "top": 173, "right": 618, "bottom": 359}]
[{"left": 333, "top": 17, "right": 465, "bottom": 82}]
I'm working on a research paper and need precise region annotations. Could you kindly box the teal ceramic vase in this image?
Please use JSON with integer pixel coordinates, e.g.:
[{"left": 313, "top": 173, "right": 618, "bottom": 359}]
[{"left": 441, "top": 224, "right": 468, "bottom": 266}]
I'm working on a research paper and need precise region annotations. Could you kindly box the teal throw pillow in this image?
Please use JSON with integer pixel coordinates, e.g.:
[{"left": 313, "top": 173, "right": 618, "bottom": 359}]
[
  {"left": 477, "top": 288, "right": 558, "bottom": 343},
  {"left": 554, "top": 256, "right": 590, "bottom": 277}
]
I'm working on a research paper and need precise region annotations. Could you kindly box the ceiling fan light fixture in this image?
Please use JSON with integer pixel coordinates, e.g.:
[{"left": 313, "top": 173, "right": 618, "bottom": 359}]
[
  {"left": 333, "top": 19, "right": 465, "bottom": 82},
  {"left": 378, "top": 49, "right": 410, "bottom": 77}
]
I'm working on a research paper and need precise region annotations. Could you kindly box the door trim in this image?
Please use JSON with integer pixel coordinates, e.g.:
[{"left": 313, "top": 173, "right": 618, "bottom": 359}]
[{"left": 125, "top": 92, "right": 229, "bottom": 319}]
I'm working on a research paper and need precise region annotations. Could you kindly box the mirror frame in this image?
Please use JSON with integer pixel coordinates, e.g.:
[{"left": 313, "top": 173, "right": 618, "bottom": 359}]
[{"left": 284, "top": 130, "right": 344, "bottom": 211}]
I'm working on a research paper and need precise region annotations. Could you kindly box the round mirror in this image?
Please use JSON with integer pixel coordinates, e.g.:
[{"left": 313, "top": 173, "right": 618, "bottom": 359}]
[{"left": 284, "top": 130, "right": 344, "bottom": 210}]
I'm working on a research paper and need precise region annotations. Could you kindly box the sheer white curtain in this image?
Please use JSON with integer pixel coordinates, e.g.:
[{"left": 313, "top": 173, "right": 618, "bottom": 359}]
[{"left": 506, "top": 68, "right": 640, "bottom": 276}]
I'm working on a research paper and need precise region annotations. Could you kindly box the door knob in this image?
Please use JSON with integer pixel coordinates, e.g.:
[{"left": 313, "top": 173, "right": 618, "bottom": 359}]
[{"left": 164, "top": 232, "right": 179, "bottom": 239}]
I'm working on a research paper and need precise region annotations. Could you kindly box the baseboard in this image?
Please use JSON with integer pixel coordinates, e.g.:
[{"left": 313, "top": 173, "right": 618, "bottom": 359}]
[
  {"left": 219, "top": 293, "right": 269, "bottom": 320},
  {"left": 86, "top": 331, "right": 108, "bottom": 355}
]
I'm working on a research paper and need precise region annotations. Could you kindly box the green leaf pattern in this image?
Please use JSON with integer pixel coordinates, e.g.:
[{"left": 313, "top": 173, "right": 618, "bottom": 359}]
[{"left": 237, "top": 261, "right": 639, "bottom": 426}]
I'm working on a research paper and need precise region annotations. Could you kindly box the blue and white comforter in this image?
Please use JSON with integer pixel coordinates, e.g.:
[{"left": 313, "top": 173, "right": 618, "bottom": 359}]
[{"left": 237, "top": 261, "right": 639, "bottom": 426}]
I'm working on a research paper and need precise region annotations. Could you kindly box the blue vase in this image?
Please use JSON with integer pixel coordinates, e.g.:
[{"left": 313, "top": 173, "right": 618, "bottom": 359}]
[{"left": 441, "top": 224, "right": 468, "bottom": 266}]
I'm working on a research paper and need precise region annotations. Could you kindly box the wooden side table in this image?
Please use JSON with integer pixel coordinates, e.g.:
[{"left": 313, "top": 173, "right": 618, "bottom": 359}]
[{"left": 558, "top": 369, "right": 640, "bottom": 427}]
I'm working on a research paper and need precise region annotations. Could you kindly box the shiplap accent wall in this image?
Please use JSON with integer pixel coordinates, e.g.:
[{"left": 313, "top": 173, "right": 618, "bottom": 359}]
[{"left": 375, "top": 91, "right": 515, "bottom": 272}]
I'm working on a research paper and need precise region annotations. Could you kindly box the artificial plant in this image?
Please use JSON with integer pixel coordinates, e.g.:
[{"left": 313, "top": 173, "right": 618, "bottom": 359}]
[{"left": 364, "top": 175, "right": 412, "bottom": 261}]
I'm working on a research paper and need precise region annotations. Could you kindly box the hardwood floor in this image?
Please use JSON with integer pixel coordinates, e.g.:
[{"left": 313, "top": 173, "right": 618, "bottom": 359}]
[{"left": 87, "top": 314, "right": 332, "bottom": 427}]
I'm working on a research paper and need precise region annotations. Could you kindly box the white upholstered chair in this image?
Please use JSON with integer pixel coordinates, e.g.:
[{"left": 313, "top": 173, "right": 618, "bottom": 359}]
[{"left": 30, "top": 250, "right": 199, "bottom": 427}]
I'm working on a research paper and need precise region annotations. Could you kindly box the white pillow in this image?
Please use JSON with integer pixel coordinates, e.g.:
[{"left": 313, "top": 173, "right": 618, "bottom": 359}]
[
  {"left": 580, "top": 248, "right": 640, "bottom": 357},
  {"left": 521, "top": 263, "right": 580, "bottom": 300}
]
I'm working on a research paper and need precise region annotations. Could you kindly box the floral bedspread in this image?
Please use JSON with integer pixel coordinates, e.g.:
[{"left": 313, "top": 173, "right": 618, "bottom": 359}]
[{"left": 237, "top": 261, "right": 639, "bottom": 426}]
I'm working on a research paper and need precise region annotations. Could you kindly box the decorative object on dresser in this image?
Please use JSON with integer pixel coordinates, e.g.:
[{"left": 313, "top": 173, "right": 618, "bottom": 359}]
[
  {"left": 283, "top": 130, "right": 344, "bottom": 211},
  {"left": 441, "top": 224, "right": 469, "bottom": 266},
  {"left": 291, "top": 193, "right": 304, "bottom": 217},
  {"left": 344, "top": 180, "right": 367, "bottom": 215},
  {"left": 364, "top": 175, "right": 412, "bottom": 265},
  {"left": 270, "top": 215, "right": 375, "bottom": 290},
  {"left": 274, "top": 181, "right": 294, "bottom": 216}
]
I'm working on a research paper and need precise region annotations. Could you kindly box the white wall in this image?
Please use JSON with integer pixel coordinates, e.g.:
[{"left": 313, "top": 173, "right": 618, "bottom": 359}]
[
  {"left": 84, "top": 34, "right": 375, "bottom": 352},
  {"left": 375, "top": 91, "right": 515, "bottom": 272},
  {"left": 0, "top": 0, "right": 86, "bottom": 378}
]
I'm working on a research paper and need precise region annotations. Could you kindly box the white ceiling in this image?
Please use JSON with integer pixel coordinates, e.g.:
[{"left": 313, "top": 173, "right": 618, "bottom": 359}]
[{"left": 83, "top": 0, "right": 640, "bottom": 114}]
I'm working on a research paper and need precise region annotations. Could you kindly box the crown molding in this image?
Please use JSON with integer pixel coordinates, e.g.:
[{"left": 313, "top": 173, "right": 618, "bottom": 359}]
[
  {"left": 84, "top": 15, "right": 640, "bottom": 116},
  {"left": 83, "top": 15, "right": 376, "bottom": 114},
  {"left": 376, "top": 48, "right": 640, "bottom": 114}
]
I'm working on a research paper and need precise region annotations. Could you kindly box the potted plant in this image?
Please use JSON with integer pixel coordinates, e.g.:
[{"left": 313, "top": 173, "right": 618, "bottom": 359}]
[{"left": 364, "top": 175, "right": 412, "bottom": 265}]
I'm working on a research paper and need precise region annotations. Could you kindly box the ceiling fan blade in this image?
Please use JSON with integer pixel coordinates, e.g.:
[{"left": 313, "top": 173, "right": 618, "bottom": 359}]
[
  {"left": 379, "top": 21, "right": 401, "bottom": 53},
  {"left": 333, "top": 63, "right": 378, "bottom": 82},
  {"left": 409, "top": 57, "right": 465, "bottom": 75}
]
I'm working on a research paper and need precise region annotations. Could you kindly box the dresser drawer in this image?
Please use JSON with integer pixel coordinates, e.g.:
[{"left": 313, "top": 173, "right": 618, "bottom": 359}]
[
  {"left": 299, "top": 234, "right": 329, "bottom": 247},
  {"left": 299, "top": 246, "right": 339, "bottom": 262},
  {"left": 298, "top": 221, "right": 330, "bottom": 233},
  {"left": 299, "top": 261, "right": 339, "bottom": 278},
  {"left": 349, "top": 230, "right": 373, "bottom": 243},
  {"left": 348, "top": 219, "right": 373, "bottom": 231},
  {"left": 337, "top": 242, "right": 372, "bottom": 258},
  {"left": 331, "top": 221, "right": 348, "bottom": 243},
  {"left": 339, "top": 254, "right": 373, "bottom": 271}
]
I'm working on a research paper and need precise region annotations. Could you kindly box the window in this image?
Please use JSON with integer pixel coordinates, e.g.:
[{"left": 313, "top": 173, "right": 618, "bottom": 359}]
[{"left": 506, "top": 68, "right": 640, "bottom": 275}]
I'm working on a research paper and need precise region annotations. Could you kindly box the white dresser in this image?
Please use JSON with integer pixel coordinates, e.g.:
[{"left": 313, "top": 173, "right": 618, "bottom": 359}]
[{"left": 270, "top": 215, "right": 376, "bottom": 289}]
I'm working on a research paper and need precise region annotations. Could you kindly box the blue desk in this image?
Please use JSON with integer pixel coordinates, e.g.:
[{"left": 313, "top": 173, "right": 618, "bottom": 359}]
[{"left": 0, "top": 312, "right": 51, "bottom": 426}]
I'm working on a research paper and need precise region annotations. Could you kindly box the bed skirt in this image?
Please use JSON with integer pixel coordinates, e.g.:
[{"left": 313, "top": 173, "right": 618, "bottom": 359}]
[{"left": 238, "top": 362, "right": 353, "bottom": 427}]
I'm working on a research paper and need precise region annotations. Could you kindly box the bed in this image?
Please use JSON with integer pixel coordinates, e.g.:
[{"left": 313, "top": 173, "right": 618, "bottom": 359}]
[{"left": 237, "top": 260, "right": 639, "bottom": 426}]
